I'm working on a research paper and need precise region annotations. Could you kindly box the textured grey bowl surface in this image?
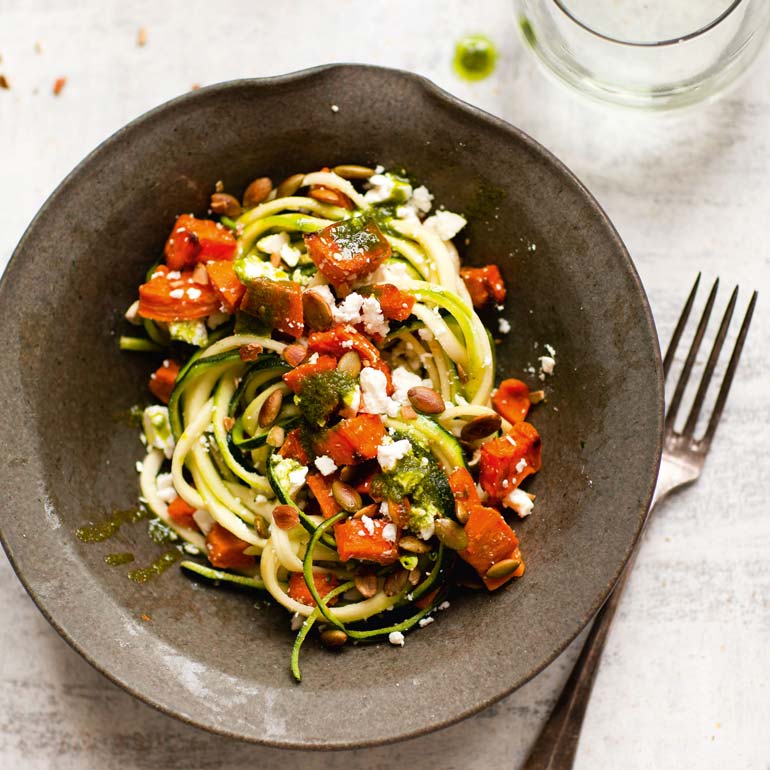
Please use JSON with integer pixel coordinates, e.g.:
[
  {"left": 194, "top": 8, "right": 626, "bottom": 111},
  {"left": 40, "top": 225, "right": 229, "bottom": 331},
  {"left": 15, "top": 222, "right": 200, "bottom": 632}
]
[{"left": 0, "top": 65, "right": 662, "bottom": 749}]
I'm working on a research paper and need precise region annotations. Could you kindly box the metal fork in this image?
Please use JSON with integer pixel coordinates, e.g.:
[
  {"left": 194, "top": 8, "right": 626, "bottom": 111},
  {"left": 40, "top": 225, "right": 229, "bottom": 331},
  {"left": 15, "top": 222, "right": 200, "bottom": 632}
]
[{"left": 521, "top": 275, "right": 758, "bottom": 770}]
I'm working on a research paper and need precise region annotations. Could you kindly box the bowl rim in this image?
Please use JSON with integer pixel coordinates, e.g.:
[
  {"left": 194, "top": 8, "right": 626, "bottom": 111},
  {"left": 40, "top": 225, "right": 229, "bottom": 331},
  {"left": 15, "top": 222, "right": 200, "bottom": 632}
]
[{"left": 0, "top": 62, "right": 664, "bottom": 750}]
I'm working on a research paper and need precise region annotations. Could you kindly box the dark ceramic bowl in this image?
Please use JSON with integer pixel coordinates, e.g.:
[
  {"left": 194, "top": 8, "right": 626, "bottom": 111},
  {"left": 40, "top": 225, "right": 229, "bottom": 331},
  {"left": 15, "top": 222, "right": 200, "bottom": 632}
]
[{"left": 0, "top": 65, "right": 662, "bottom": 749}]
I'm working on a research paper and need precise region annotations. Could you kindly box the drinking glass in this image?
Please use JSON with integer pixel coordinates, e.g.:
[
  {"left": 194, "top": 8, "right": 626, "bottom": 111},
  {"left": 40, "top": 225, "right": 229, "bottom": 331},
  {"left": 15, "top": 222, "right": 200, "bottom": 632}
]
[{"left": 514, "top": 0, "right": 770, "bottom": 109}]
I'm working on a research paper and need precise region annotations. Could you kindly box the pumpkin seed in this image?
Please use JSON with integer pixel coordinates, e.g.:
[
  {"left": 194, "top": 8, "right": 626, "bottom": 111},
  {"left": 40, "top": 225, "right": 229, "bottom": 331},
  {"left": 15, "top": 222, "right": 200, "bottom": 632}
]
[
  {"left": 332, "top": 164, "right": 375, "bottom": 179},
  {"left": 272, "top": 504, "right": 299, "bottom": 530},
  {"left": 485, "top": 558, "right": 521, "bottom": 580},
  {"left": 354, "top": 573, "right": 378, "bottom": 598},
  {"left": 528, "top": 389, "right": 545, "bottom": 404},
  {"left": 283, "top": 343, "right": 307, "bottom": 367},
  {"left": 309, "top": 187, "right": 343, "bottom": 206},
  {"left": 303, "top": 290, "right": 333, "bottom": 331},
  {"left": 455, "top": 500, "right": 470, "bottom": 525},
  {"left": 254, "top": 514, "right": 270, "bottom": 538},
  {"left": 353, "top": 503, "right": 379, "bottom": 519},
  {"left": 191, "top": 262, "right": 209, "bottom": 284},
  {"left": 276, "top": 173, "right": 305, "bottom": 199},
  {"left": 408, "top": 568, "right": 421, "bottom": 586},
  {"left": 407, "top": 386, "right": 445, "bottom": 415},
  {"left": 258, "top": 389, "right": 283, "bottom": 428},
  {"left": 399, "top": 535, "right": 432, "bottom": 554},
  {"left": 460, "top": 413, "right": 502, "bottom": 442},
  {"left": 456, "top": 363, "right": 469, "bottom": 384},
  {"left": 210, "top": 192, "right": 242, "bottom": 217},
  {"left": 331, "top": 480, "right": 361, "bottom": 512},
  {"left": 320, "top": 629, "right": 348, "bottom": 648},
  {"left": 222, "top": 416, "right": 235, "bottom": 432},
  {"left": 383, "top": 569, "right": 409, "bottom": 596},
  {"left": 266, "top": 425, "right": 285, "bottom": 448},
  {"left": 434, "top": 518, "right": 469, "bottom": 551},
  {"left": 339, "top": 465, "right": 357, "bottom": 484},
  {"left": 337, "top": 350, "right": 361, "bottom": 377},
  {"left": 242, "top": 177, "right": 273, "bottom": 208}
]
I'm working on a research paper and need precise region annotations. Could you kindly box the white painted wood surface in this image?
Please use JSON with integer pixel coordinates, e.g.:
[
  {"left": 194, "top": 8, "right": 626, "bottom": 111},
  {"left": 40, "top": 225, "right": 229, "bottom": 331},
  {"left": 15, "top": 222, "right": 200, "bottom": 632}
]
[{"left": 1, "top": 2, "right": 768, "bottom": 768}]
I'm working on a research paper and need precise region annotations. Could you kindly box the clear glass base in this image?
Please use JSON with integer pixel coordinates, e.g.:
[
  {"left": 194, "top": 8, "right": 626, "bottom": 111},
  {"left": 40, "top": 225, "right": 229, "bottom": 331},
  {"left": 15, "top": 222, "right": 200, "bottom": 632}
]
[{"left": 515, "top": 0, "right": 770, "bottom": 110}]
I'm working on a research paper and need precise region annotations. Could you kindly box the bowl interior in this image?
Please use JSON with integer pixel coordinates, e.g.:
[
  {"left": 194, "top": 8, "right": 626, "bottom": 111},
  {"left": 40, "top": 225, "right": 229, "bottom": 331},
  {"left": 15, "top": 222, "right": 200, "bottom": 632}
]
[{"left": 0, "top": 65, "right": 662, "bottom": 748}]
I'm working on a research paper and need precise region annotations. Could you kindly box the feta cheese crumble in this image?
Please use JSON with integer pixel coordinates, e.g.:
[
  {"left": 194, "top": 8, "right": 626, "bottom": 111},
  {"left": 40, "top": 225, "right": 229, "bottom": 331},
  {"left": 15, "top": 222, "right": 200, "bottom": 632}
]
[
  {"left": 515, "top": 458, "right": 528, "bottom": 474},
  {"left": 333, "top": 293, "right": 364, "bottom": 323},
  {"left": 360, "top": 296, "right": 389, "bottom": 337},
  {"left": 364, "top": 173, "right": 396, "bottom": 204},
  {"left": 498, "top": 318, "right": 511, "bottom": 334},
  {"left": 156, "top": 472, "right": 176, "bottom": 502},
  {"left": 390, "top": 366, "right": 424, "bottom": 404},
  {"left": 314, "top": 455, "right": 338, "bottom": 476},
  {"left": 382, "top": 522, "right": 397, "bottom": 542},
  {"left": 377, "top": 438, "right": 412, "bottom": 471},
  {"left": 539, "top": 356, "right": 555, "bottom": 376},
  {"left": 331, "top": 292, "right": 390, "bottom": 337},
  {"left": 257, "top": 231, "right": 290, "bottom": 255},
  {"left": 504, "top": 488, "right": 534, "bottom": 518},
  {"left": 424, "top": 210, "right": 467, "bottom": 241},
  {"left": 360, "top": 515, "right": 376, "bottom": 535},
  {"left": 418, "top": 616, "right": 435, "bottom": 628},
  {"left": 410, "top": 185, "right": 433, "bottom": 214},
  {"left": 359, "top": 366, "right": 398, "bottom": 416},
  {"left": 288, "top": 466, "right": 309, "bottom": 496},
  {"left": 388, "top": 631, "right": 405, "bottom": 647}
]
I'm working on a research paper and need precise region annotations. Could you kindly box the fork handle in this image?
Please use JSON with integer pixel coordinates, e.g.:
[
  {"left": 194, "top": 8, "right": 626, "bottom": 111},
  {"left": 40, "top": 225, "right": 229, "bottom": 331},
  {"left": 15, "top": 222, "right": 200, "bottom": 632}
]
[
  {"left": 520, "top": 551, "right": 636, "bottom": 770},
  {"left": 520, "top": 485, "right": 670, "bottom": 770}
]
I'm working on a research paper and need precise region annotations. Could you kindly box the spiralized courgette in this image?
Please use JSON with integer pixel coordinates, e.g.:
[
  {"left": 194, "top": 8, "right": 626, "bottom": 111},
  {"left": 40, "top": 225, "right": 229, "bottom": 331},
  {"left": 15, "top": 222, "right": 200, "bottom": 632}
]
[{"left": 126, "top": 165, "right": 539, "bottom": 681}]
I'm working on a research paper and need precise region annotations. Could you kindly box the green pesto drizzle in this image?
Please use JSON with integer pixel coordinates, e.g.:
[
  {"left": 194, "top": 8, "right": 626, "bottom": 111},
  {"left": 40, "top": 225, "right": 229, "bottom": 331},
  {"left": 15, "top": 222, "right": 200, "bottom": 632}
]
[
  {"left": 453, "top": 35, "right": 498, "bottom": 81},
  {"left": 76, "top": 507, "right": 149, "bottom": 543},
  {"left": 465, "top": 182, "right": 506, "bottom": 222},
  {"left": 104, "top": 552, "right": 135, "bottom": 566},
  {"left": 127, "top": 549, "right": 182, "bottom": 584},
  {"left": 296, "top": 369, "right": 355, "bottom": 425},
  {"left": 111, "top": 404, "right": 145, "bottom": 428}
]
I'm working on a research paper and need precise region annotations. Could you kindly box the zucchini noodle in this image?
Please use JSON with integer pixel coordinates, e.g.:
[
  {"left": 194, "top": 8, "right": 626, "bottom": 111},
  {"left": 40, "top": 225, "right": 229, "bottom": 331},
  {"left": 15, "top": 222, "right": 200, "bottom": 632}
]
[{"left": 124, "top": 164, "right": 541, "bottom": 682}]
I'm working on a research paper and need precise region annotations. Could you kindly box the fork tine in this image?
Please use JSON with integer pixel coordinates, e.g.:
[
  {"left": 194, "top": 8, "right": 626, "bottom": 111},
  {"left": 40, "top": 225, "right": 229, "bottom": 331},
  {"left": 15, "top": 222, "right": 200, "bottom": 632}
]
[
  {"left": 700, "top": 290, "right": 758, "bottom": 448},
  {"left": 681, "top": 286, "right": 738, "bottom": 438},
  {"left": 665, "top": 277, "right": 719, "bottom": 432},
  {"left": 663, "top": 272, "right": 701, "bottom": 378}
]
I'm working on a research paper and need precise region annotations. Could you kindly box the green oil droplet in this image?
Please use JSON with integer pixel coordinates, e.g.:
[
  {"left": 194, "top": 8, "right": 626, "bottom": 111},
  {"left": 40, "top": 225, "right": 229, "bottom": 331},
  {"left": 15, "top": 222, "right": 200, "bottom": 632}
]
[
  {"left": 76, "top": 507, "right": 149, "bottom": 543},
  {"left": 453, "top": 34, "right": 498, "bottom": 81},
  {"left": 104, "top": 552, "right": 135, "bottom": 566},
  {"left": 127, "top": 549, "right": 182, "bottom": 584}
]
